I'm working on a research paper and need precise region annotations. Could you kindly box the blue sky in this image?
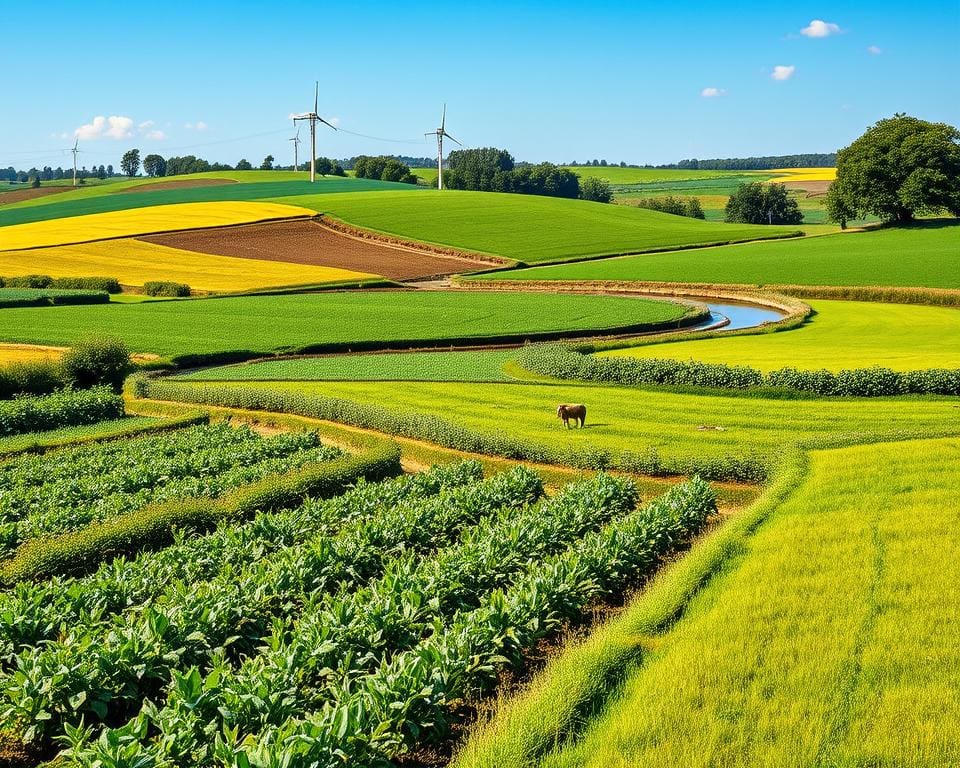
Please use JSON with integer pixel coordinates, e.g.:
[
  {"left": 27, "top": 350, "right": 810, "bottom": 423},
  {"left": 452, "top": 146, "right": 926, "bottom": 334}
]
[{"left": 1, "top": 0, "right": 957, "bottom": 170}]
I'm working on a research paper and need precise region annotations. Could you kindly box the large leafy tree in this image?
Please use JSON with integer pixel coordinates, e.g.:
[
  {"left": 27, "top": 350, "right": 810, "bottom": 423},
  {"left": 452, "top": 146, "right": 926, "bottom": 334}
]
[
  {"left": 120, "top": 148, "right": 140, "bottom": 177},
  {"left": 725, "top": 182, "right": 803, "bottom": 225},
  {"left": 826, "top": 114, "right": 960, "bottom": 225},
  {"left": 142, "top": 154, "right": 166, "bottom": 177}
]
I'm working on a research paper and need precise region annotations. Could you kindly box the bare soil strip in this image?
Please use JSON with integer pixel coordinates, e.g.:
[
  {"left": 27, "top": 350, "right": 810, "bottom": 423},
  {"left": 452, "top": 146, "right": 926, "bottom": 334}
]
[
  {"left": 114, "top": 178, "right": 238, "bottom": 194},
  {"left": 139, "top": 219, "right": 497, "bottom": 280},
  {"left": 0, "top": 187, "right": 76, "bottom": 205},
  {"left": 784, "top": 179, "right": 832, "bottom": 196}
]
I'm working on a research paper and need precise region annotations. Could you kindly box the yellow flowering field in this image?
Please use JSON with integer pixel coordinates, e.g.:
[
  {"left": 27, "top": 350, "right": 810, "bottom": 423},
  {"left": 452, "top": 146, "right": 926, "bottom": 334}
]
[{"left": 768, "top": 167, "right": 837, "bottom": 183}]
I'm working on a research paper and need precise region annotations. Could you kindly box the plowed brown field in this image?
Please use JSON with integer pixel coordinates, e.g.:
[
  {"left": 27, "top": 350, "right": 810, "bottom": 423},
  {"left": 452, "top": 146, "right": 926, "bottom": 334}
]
[
  {"left": 0, "top": 186, "right": 75, "bottom": 205},
  {"left": 139, "top": 219, "right": 486, "bottom": 280}
]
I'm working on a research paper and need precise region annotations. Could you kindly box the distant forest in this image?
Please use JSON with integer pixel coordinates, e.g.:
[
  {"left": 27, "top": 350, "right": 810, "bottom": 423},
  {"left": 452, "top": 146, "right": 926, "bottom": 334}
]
[{"left": 663, "top": 154, "right": 837, "bottom": 170}]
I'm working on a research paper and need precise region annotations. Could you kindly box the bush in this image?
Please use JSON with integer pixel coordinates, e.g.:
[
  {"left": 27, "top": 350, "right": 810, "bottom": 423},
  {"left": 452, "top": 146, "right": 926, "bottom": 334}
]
[
  {"left": 0, "top": 360, "right": 65, "bottom": 400},
  {"left": 0, "top": 289, "right": 109, "bottom": 309},
  {"left": 143, "top": 280, "right": 191, "bottom": 297},
  {"left": 725, "top": 182, "right": 803, "bottom": 224},
  {"left": 580, "top": 177, "right": 613, "bottom": 203},
  {"left": 633, "top": 195, "right": 706, "bottom": 219},
  {"left": 2, "top": 274, "right": 53, "bottom": 288},
  {"left": 50, "top": 276, "right": 121, "bottom": 293},
  {"left": 1, "top": 442, "right": 402, "bottom": 583},
  {"left": 0, "top": 386, "right": 124, "bottom": 437},
  {"left": 61, "top": 337, "right": 133, "bottom": 393}
]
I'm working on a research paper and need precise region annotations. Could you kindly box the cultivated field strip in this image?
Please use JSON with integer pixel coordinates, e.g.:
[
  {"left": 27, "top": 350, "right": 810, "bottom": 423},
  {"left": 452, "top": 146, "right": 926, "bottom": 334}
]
[
  {"left": 67, "top": 477, "right": 715, "bottom": 766},
  {"left": 0, "top": 463, "right": 480, "bottom": 659},
  {"left": 0, "top": 464, "right": 543, "bottom": 753},
  {"left": 0, "top": 424, "right": 341, "bottom": 555}
]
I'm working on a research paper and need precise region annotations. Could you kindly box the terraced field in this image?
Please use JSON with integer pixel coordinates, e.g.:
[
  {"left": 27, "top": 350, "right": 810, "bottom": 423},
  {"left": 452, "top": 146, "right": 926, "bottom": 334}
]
[
  {"left": 0, "top": 290, "right": 692, "bottom": 359},
  {"left": 475, "top": 221, "right": 960, "bottom": 288}
]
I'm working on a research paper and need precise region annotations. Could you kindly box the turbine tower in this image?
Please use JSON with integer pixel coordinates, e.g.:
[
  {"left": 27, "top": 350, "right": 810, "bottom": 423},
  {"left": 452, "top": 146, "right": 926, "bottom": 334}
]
[
  {"left": 289, "top": 127, "right": 301, "bottom": 172},
  {"left": 293, "top": 82, "right": 337, "bottom": 182},
  {"left": 70, "top": 139, "right": 79, "bottom": 187},
  {"left": 425, "top": 104, "right": 460, "bottom": 190}
]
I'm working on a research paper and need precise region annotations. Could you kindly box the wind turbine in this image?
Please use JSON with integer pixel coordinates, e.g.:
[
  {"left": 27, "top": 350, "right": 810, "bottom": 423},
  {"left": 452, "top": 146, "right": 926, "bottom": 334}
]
[
  {"left": 289, "top": 127, "right": 301, "bottom": 172},
  {"left": 293, "top": 82, "right": 337, "bottom": 182},
  {"left": 70, "top": 139, "right": 79, "bottom": 187},
  {"left": 425, "top": 104, "right": 460, "bottom": 190}
]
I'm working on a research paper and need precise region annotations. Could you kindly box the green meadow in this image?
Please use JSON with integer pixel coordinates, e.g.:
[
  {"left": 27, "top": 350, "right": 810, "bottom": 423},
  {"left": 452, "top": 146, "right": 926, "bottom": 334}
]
[
  {"left": 603, "top": 299, "right": 960, "bottom": 371},
  {"left": 476, "top": 221, "right": 960, "bottom": 288},
  {"left": 506, "top": 438, "right": 960, "bottom": 768},
  {"left": 287, "top": 189, "right": 805, "bottom": 263},
  {"left": 0, "top": 290, "right": 687, "bottom": 358}
]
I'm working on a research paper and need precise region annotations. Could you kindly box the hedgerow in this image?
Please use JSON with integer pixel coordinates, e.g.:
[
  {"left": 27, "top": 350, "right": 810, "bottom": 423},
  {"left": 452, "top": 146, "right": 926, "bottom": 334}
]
[
  {"left": 0, "top": 360, "right": 64, "bottom": 400},
  {"left": 0, "top": 386, "right": 123, "bottom": 437},
  {"left": 139, "top": 379, "right": 760, "bottom": 481},
  {"left": 0, "top": 441, "right": 401, "bottom": 583},
  {"left": 0, "top": 288, "right": 109, "bottom": 309},
  {"left": 143, "top": 280, "right": 191, "bottom": 297},
  {"left": 516, "top": 343, "right": 960, "bottom": 397}
]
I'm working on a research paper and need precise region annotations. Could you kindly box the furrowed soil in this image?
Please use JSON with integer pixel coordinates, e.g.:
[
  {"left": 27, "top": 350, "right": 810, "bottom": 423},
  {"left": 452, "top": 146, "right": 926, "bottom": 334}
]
[
  {"left": 115, "top": 178, "right": 238, "bottom": 193},
  {"left": 0, "top": 187, "right": 76, "bottom": 205},
  {"left": 140, "top": 219, "right": 487, "bottom": 280}
]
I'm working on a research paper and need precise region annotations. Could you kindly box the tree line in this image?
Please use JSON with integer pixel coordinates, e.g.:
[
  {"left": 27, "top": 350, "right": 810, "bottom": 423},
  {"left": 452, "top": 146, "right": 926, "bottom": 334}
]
[
  {"left": 663, "top": 154, "right": 837, "bottom": 170},
  {"left": 1, "top": 165, "right": 114, "bottom": 183}
]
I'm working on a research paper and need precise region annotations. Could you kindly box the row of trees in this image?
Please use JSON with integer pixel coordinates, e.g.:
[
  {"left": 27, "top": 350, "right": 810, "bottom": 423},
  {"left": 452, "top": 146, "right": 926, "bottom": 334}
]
[
  {"left": 664, "top": 154, "right": 837, "bottom": 171},
  {"left": 353, "top": 156, "right": 418, "bottom": 184},
  {"left": 1, "top": 165, "right": 114, "bottom": 183},
  {"left": 725, "top": 183, "right": 803, "bottom": 224},
  {"left": 634, "top": 196, "right": 705, "bottom": 219}
]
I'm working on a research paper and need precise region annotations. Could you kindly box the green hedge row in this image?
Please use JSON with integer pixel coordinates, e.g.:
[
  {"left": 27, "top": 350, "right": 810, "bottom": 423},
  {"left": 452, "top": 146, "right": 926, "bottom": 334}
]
[
  {"left": 143, "top": 280, "right": 191, "bottom": 297},
  {"left": 516, "top": 343, "right": 960, "bottom": 397},
  {"left": 0, "top": 411, "right": 209, "bottom": 458},
  {"left": 0, "top": 386, "right": 124, "bottom": 437},
  {"left": 0, "top": 275, "right": 121, "bottom": 293},
  {"left": 0, "top": 288, "right": 110, "bottom": 309},
  {"left": 0, "top": 360, "right": 63, "bottom": 400},
  {"left": 139, "top": 379, "right": 767, "bottom": 482},
  {"left": 0, "top": 441, "right": 401, "bottom": 583}
]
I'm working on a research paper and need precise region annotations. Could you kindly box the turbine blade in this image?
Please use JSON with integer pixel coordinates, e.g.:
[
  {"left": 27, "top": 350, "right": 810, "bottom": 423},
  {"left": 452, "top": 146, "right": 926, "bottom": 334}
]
[
  {"left": 441, "top": 103, "right": 446, "bottom": 131},
  {"left": 318, "top": 116, "right": 337, "bottom": 130},
  {"left": 314, "top": 81, "right": 319, "bottom": 113},
  {"left": 443, "top": 131, "right": 462, "bottom": 146}
]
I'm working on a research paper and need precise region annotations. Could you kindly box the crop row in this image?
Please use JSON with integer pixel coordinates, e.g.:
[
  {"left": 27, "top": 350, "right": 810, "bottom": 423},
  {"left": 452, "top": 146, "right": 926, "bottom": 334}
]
[
  {"left": 0, "top": 466, "right": 543, "bottom": 749},
  {"left": 516, "top": 343, "right": 960, "bottom": 396},
  {"left": 0, "top": 423, "right": 340, "bottom": 555},
  {"left": 0, "top": 462, "right": 479, "bottom": 660},
  {"left": 0, "top": 386, "right": 123, "bottom": 437},
  {"left": 66, "top": 476, "right": 716, "bottom": 766}
]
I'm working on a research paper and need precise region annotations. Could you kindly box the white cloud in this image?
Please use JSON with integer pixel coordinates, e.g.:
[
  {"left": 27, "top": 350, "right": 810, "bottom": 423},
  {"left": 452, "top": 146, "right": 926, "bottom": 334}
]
[
  {"left": 74, "top": 115, "right": 135, "bottom": 141},
  {"left": 700, "top": 87, "right": 726, "bottom": 98},
  {"left": 138, "top": 120, "right": 155, "bottom": 131},
  {"left": 801, "top": 20, "right": 842, "bottom": 38},
  {"left": 867, "top": 45, "right": 882, "bottom": 55},
  {"left": 144, "top": 130, "right": 166, "bottom": 141},
  {"left": 771, "top": 65, "right": 796, "bottom": 81},
  {"left": 184, "top": 121, "right": 209, "bottom": 131}
]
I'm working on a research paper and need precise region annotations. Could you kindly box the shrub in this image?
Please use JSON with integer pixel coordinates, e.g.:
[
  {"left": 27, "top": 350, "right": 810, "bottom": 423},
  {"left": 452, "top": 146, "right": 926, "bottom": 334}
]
[
  {"left": 580, "top": 177, "right": 613, "bottom": 203},
  {"left": 0, "top": 289, "right": 110, "bottom": 309},
  {"left": 0, "top": 360, "right": 65, "bottom": 400},
  {"left": 61, "top": 337, "right": 133, "bottom": 393},
  {"left": 50, "top": 276, "right": 121, "bottom": 293},
  {"left": 143, "top": 280, "right": 191, "bottom": 297},
  {"left": 3, "top": 275, "right": 53, "bottom": 288},
  {"left": 633, "top": 195, "right": 706, "bottom": 219}
]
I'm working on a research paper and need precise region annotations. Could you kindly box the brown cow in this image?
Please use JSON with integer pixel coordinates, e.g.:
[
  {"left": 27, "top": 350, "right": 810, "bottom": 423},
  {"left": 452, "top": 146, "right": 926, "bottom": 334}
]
[{"left": 557, "top": 403, "right": 587, "bottom": 429}]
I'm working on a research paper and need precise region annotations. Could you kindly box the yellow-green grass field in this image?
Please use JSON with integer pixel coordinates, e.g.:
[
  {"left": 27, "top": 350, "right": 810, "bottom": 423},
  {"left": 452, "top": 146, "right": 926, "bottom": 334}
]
[
  {"left": 601, "top": 300, "right": 960, "bottom": 371},
  {"left": 0, "top": 201, "right": 315, "bottom": 250},
  {"left": 475, "top": 222, "right": 960, "bottom": 288},
  {"left": 0, "top": 239, "right": 376, "bottom": 292},
  {"left": 0, "top": 343, "right": 63, "bottom": 364},
  {"left": 518, "top": 437, "right": 959, "bottom": 768},
  {"left": 276, "top": 190, "right": 805, "bottom": 263},
  {"left": 221, "top": 379, "right": 960, "bottom": 471}
]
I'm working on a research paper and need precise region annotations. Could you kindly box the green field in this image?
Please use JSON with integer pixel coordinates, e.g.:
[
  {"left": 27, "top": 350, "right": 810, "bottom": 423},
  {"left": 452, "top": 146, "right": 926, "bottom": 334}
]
[
  {"left": 278, "top": 190, "right": 805, "bottom": 263},
  {"left": 476, "top": 221, "right": 960, "bottom": 288},
  {"left": 0, "top": 291, "right": 688, "bottom": 358},
  {"left": 177, "top": 349, "right": 518, "bottom": 382},
  {"left": 602, "top": 299, "right": 960, "bottom": 371},
  {"left": 222, "top": 379, "right": 960, "bottom": 472},
  {"left": 519, "top": 437, "right": 960, "bottom": 768}
]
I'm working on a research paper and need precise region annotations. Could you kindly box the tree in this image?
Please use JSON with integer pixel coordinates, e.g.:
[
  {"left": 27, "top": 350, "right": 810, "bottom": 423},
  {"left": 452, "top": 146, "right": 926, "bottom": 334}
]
[
  {"left": 106, "top": 164, "right": 114, "bottom": 177},
  {"left": 826, "top": 114, "right": 960, "bottom": 224},
  {"left": 30, "top": 174, "right": 41, "bottom": 189},
  {"left": 580, "top": 176, "right": 612, "bottom": 203},
  {"left": 143, "top": 154, "right": 167, "bottom": 177},
  {"left": 725, "top": 182, "right": 802, "bottom": 224},
  {"left": 260, "top": 155, "right": 274, "bottom": 170},
  {"left": 236, "top": 158, "right": 253, "bottom": 171},
  {"left": 120, "top": 149, "right": 141, "bottom": 177},
  {"left": 96, "top": 165, "right": 107, "bottom": 180}
]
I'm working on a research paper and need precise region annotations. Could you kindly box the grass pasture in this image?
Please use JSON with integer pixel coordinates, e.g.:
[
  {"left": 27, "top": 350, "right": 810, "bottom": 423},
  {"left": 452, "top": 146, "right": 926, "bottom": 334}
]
[
  {"left": 516, "top": 437, "right": 960, "bottom": 768},
  {"left": 476, "top": 221, "right": 960, "bottom": 289},
  {"left": 601, "top": 299, "right": 960, "bottom": 371},
  {"left": 0, "top": 201, "right": 316, "bottom": 250},
  {"left": 282, "top": 190, "right": 805, "bottom": 263},
  {"left": 0, "top": 238, "right": 377, "bottom": 292},
  {"left": 0, "top": 291, "right": 689, "bottom": 359},
  {"left": 225, "top": 379, "right": 960, "bottom": 475}
]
